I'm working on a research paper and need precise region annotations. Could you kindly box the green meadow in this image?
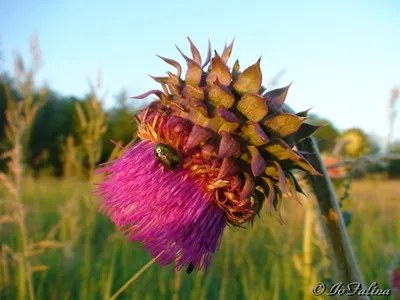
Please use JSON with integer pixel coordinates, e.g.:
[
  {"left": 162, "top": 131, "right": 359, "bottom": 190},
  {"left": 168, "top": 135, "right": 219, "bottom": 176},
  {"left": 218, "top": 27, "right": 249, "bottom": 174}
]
[{"left": 1, "top": 177, "right": 398, "bottom": 299}]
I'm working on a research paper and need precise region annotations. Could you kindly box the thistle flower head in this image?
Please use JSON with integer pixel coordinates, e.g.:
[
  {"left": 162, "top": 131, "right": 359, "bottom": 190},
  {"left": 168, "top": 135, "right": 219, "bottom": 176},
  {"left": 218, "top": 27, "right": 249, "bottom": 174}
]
[{"left": 94, "top": 38, "right": 322, "bottom": 272}]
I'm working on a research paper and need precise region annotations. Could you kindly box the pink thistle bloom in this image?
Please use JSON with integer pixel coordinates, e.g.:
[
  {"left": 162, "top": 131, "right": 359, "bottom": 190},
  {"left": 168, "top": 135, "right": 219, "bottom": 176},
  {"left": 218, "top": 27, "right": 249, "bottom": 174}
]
[
  {"left": 94, "top": 39, "right": 321, "bottom": 273},
  {"left": 95, "top": 141, "right": 226, "bottom": 271}
]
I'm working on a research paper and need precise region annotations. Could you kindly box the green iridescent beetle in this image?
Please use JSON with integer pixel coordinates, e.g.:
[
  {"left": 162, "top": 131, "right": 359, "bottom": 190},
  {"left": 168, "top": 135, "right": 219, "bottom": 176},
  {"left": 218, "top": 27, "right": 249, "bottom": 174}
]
[{"left": 154, "top": 143, "right": 181, "bottom": 169}]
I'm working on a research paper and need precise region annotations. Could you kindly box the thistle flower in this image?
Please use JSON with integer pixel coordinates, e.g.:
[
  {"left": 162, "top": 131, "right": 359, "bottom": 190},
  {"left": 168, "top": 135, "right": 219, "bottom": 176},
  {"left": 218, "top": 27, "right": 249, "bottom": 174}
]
[{"left": 94, "top": 38, "right": 322, "bottom": 272}]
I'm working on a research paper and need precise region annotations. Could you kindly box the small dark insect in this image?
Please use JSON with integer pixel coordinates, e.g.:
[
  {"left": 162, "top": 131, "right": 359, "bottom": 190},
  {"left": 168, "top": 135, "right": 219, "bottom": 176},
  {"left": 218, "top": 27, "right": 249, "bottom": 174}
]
[
  {"left": 186, "top": 262, "right": 195, "bottom": 274},
  {"left": 154, "top": 143, "right": 181, "bottom": 169}
]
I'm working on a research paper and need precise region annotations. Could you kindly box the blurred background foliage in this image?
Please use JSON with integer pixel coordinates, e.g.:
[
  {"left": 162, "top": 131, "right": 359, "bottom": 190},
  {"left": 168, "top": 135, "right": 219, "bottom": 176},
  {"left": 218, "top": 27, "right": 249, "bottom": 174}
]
[{"left": 0, "top": 72, "right": 138, "bottom": 178}]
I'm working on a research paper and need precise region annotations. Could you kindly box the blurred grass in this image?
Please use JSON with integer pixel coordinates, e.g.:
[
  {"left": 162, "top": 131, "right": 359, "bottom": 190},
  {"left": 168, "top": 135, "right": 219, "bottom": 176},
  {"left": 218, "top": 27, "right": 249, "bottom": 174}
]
[{"left": 0, "top": 177, "right": 399, "bottom": 299}]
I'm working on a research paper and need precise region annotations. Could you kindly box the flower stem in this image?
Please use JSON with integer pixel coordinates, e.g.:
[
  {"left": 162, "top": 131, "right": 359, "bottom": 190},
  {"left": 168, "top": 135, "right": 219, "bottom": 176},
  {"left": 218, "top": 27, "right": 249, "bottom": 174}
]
[
  {"left": 109, "top": 258, "right": 156, "bottom": 300},
  {"left": 284, "top": 105, "right": 369, "bottom": 300}
]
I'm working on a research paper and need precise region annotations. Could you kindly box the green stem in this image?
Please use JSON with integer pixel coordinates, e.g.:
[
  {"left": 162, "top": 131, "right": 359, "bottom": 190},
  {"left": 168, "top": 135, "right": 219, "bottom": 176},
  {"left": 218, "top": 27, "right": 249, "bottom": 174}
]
[{"left": 284, "top": 105, "right": 368, "bottom": 300}]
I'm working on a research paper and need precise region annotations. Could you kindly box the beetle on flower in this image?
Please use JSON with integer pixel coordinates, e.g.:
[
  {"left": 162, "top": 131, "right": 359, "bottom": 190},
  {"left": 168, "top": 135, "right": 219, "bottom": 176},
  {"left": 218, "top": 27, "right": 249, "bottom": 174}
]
[{"left": 94, "top": 38, "right": 323, "bottom": 273}]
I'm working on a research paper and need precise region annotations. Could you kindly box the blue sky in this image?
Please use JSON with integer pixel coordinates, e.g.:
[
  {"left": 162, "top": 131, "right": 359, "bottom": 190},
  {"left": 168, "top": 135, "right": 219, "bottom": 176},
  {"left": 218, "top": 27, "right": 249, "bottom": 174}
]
[{"left": 1, "top": 0, "right": 399, "bottom": 141}]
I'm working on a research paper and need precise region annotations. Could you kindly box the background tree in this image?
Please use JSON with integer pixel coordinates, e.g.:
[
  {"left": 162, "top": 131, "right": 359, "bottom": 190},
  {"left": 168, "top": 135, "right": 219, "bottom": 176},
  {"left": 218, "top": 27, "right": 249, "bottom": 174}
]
[
  {"left": 307, "top": 114, "right": 340, "bottom": 153},
  {"left": 101, "top": 90, "right": 138, "bottom": 163},
  {"left": 339, "top": 128, "right": 374, "bottom": 159}
]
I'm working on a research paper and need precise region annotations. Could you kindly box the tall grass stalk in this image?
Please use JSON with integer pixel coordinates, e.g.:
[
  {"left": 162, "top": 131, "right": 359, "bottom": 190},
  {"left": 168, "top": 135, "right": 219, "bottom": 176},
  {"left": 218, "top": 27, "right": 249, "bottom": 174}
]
[
  {"left": 74, "top": 73, "right": 107, "bottom": 180},
  {"left": 0, "top": 36, "right": 47, "bottom": 300}
]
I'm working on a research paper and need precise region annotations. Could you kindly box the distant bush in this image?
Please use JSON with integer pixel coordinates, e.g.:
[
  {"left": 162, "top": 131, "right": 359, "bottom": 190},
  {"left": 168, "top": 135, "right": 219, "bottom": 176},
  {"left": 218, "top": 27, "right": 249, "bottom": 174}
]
[{"left": 388, "top": 142, "right": 400, "bottom": 179}]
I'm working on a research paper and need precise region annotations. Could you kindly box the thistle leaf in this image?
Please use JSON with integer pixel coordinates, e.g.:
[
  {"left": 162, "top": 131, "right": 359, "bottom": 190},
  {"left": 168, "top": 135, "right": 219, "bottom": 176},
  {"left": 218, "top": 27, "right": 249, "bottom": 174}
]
[
  {"left": 285, "top": 174, "right": 302, "bottom": 204},
  {"left": 156, "top": 55, "right": 182, "bottom": 78},
  {"left": 286, "top": 172, "right": 307, "bottom": 196},
  {"left": 218, "top": 131, "right": 241, "bottom": 158},
  {"left": 221, "top": 39, "right": 235, "bottom": 63},
  {"left": 248, "top": 146, "right": 266, "bottom": 177},
  {"left": 182, "top": 85, "right": 205, "bottom": 101},
  {"left": 265, "top": 161, "right": 290, "bottom": 197},
  {"left": 253, "top": 189, "right": 266, "bottom": 217},
  {"left": 273, "top": 189, "right": 284, "bottom": 224},
  {"left": 239, "top": 172, "right": 255, "bottom": 201},
  {"left": 233, "top": 58, "right": 262, "bottom": 95},
  {"left": 201, "top": 39, "right": 212, "bottom": 69},
  {"left": 206, "top": 51, "right": 232, "bottom": 86},
  {"left": 295, "top": 159, "right": 321, "bottom": 175},
  {"left": 214, "top": 106, "right": 240, "bottom": 133},
  {"left": 208, "top": 79, "right": 235, "bottom": 109},
  {"left": 131, "top": 90, "right": 163, "bottom": 100},
  {"left": 187, "top": 37, "right": 202, "bottom": 66},
  {"left": 217, "top": 157, "right": 241, "bottom": 179},
  {"left": 293, "top": 123, "right": 325, "bottom": 142},
  {"left": 240, "top": 121, "right": 270, "bottom": 146},
  {"left": 232, "top": 59, "right": 240, "bottom": 80},
  {"left": 296, "top": 107, "right": 313, "bottom": 118},
  {"left": 264, "top": 84, "right": 291, "bottom": 111},
  {"left": 237, "top": 93, "right": 269, "bottom": 122},
  {"left": 201, "top": 144, "right": 217, "bottom": 160},
  {"left": 188, "top": 98, "right": 208, "bottom": 117},
  {"left": 260, "top": 177, "right": 276, "bottom": 215},
  {"left": 186, "top": 60, "right": 203, "bottom": 86},
  {"left": 184, "top": 125, "right": 214, "bottom": 150},
  {"left": 263, "top": 139, "right": 299, "bottom": 162},
  {"left": 263, "top": 113, "right": 305, "bottom": 137}
]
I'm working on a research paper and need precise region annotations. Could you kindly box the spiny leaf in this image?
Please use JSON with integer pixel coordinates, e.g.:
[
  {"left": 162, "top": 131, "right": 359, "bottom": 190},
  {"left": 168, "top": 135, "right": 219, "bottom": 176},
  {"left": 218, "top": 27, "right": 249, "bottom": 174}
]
[
  {"left": 131, "top": 90, "right": 163, "bottom": 100},
  {"left": 201, "top": 40, "right": 212, "bottom": 69},
  {"left": 253, "top": 189, "right": 266, "bottom": 217},
  {"left": 286, "top": 172, "right": 307, "bottom": 196},
  {"left": 217, "top": 157, "right": 241, "bottom": 179},
  {"left": 156, "top": 55, "right": 182, "bottom": 78},
  {"left": 182, "top": 85, "right": 204, "bottom": 101},
  {"left": 184, "top": 125, "right": 214, "bottom": 150},
  {"left": 295, "top": 157, "right": 322, "bottom": 176},
  {"left": 239, "top": 172, "right": 255, "bottom": 201},
  {"left": 187, "top": 37, "right": 202, "bottom": 66},
  {"left": 264, "top": 84, "right": 291, "bottom": 111},
  {"left": 218, "top": 131, "right": 241, "bottom": 158},
  {"left": 214, "top": 106, "right": 240, "bottom": 133},
  {"left": 233, "top": 58, "right": 262, "bottom": 95},
  {"left": 296, "top": 107, "right": 313, "bottom": 118},
  {"left": 232, "top": 59, "right": 240, "bottom": 80},
  {"left": 237, "top": 93, "right": 269, "bottom": 122},
  {"left": 260, "top": 177, "right": 276, "bottom": 215},
  {"left": 188, "top": 98, "right": 208, "bottom": 117},
  {"left": 208, "top": 79, "right": 235, "bottom": 109},
  {"left": 286, "top": 123, "right": 325, "bottom": 145},
  {"left": 185, "top": 60, "right": 203, "bottom": 86},
  {"left": 285, "top": 174, "right": 302, "bottom": 204},
  {"left": 265, "top": 161, "right": 289, "bottom": 197},
  {"left": 263, "top": 139, "right": 299, "bottom": 162},
  {"left": 248, "top": 146, "right": 266, "bottom": 177},
  {"left": 273, "top": 189, "right": 284, "bottom": 224},
  {"left": 206, "top": 51, "right": 232, "bottom": 86},
  {"left": 240, "top": 121, "right": 270, "bottom": 146},
  {"left": 263, "top": 113, "right": 305, "bottom": 137},
  {"left": 221, "top": 39, "right": 235, "bottom": 63}
]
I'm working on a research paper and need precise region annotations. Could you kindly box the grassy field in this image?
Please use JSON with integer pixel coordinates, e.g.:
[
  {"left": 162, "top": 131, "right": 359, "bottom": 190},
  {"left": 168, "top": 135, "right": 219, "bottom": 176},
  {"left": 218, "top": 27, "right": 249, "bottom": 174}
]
[{"left": 0, "top": 177, "right": 399, "bottom": 300}]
